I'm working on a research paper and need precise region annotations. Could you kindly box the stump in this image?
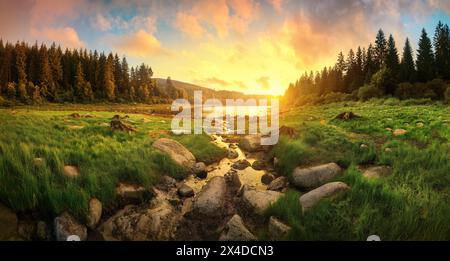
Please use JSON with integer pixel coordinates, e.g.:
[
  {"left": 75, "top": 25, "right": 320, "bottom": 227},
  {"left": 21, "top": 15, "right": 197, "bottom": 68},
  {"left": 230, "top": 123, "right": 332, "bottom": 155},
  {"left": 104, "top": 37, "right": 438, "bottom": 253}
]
[
  {"left": 110, "top": 115, "right": 137, "bottom": 133},
  {"left": 335, "top": 112, "right": 360, "bottom": 120}
]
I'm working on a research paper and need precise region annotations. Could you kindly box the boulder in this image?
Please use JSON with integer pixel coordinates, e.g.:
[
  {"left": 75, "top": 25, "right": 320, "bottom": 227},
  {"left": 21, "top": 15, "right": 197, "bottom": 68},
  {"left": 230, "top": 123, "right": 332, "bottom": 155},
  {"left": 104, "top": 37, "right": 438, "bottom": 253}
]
[
  {"left": 363, "top": 166, "right": 392, "bottom": 179},
  {"left": 178, "top": 184, "right": 194, "bottom": 197},
  {"left": 268, "top": 216, "right": 291, "bottom": 240},
  {"left": 153, "top": 138, "right": 196, "bottom": 170},
  {"left": 251, "top": 160, "right": 266, "bottom": 171},
  {"left": 86, "top": 198, "right": 102, "bottom": 229},
  {"left": 227, "top": 149, "right": 239, "bottom": 159},
  {"left": 63, "top": 165, "right": 80, "bottom": 178},
  {"left": 242, "top": 187, "right": 282, "bottom": 215},
  {"left": 116, "top": 183, "right": 147, "bottom": 203},
  {"left": 219, "top": 214, "right": 256, "bottom": 241},
  {"left": 99, "top": 199, "right": 178, "bottom": 241},
  {"left": 267, "top": 176, "right": 288, "bottom": 191},
  {"left": 232, "top": 159, "right": 250, "bottom": 170},
  {"left": 261, "top": 173, "right": 275, "bottom": 185},
  {"left": 0, "top": 203, "right": 18, "bottom": 240},
  {"left": 299, "top": 182, "right": 350, "bottom": 211},
  {"left": 393, "top": 129, "right": 407, "bottom": 136},
  {"left": 191, "top": 177, "right": 227, "bottom": 217},
  {"left": 54, "top": 212, "right": 87, "bottom": 241},
  {"left": 239, "top": 135, "right": 263, "bottom": 152},
  {"left": 292, "top": 163, "right": 342, "bottom": 190}
]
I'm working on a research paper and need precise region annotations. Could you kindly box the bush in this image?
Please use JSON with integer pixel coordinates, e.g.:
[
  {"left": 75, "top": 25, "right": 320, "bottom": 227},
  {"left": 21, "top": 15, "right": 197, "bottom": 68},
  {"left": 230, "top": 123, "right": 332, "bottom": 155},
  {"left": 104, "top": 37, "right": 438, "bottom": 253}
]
[
  {"left": 395, "top": 82, "right": 415, "bottom": 99},
  {"left": 426, "top": 78, "right": 447, "bottom": 98},
  {"left": 358, "top": 84, "right": 384, "bottom": 101},
  {"left": 371, "top": 67, "right": 395, "bottom": 94},
  {"left": 395, "top": 82, "right": 437, "bottom": 100},
  {"left": 445, "top": 85, "right": 450, "bottom": 103}
]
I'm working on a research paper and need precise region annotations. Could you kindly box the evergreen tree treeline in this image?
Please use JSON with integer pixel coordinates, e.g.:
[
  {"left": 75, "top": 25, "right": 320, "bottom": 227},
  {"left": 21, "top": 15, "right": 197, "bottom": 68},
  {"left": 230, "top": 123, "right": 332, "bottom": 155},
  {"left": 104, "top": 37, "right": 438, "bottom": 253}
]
[
  {"left": 284, "top": 21, "right": 450, "bottom": 106},
  {"left": 0, "top": 40, "right": 172, "bottom": 104}
]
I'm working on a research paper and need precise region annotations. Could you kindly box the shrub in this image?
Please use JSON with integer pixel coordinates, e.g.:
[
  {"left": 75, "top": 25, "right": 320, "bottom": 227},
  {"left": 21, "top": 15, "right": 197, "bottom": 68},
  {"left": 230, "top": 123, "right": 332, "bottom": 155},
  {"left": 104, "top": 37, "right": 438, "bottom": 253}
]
[
  {"left": 395, "top": 82, "right": 415, "bottom": 99},
  {"left": 371, "top": 67, "right": 395, "bottom": 94},
  {"left": 426, "top": 78, "right": 447, "bottom": 98},
  {"left": 358, "top": 84, "right": 383, "bottom": 101}
]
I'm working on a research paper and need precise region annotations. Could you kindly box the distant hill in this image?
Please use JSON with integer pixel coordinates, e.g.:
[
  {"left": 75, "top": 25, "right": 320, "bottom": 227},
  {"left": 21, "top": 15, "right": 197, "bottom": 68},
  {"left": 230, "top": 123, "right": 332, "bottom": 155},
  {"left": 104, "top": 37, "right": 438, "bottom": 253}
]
[{"left": 154, "top": 78, "right": 269, "bottom": 101}]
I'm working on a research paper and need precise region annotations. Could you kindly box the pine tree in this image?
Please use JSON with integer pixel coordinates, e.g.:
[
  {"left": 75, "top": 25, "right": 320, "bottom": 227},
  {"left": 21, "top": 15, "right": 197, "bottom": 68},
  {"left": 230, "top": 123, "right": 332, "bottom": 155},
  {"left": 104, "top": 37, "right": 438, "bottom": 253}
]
[
  {"left": 374, "top": 29, "right": 388, "bottom": 69},
  {"left": 416, "top": 29, "right": 435, "bottom": 82},
  {"left": 38, "top": 45, "right": 54, "bottom": 99},
  {"left": 386, "top": 34, "right": 400, "bottom": 75},
  {"left": 103, "top": 53, "right": 116, "bottom": 101},
  {"left": 434, "top": 21, "right": 450, "bottom": 79},
  {"left": 364, "top": 44, "right": 376, "bottom": 83},
  {"left": 15, "top": 42, "right": 28, "bottom": 102},
  {"left": 399, "top": 38, "right": 416, "bottom": 82},
  {"left": 121, "top": 57, "right": 130, "bottom": 100}
]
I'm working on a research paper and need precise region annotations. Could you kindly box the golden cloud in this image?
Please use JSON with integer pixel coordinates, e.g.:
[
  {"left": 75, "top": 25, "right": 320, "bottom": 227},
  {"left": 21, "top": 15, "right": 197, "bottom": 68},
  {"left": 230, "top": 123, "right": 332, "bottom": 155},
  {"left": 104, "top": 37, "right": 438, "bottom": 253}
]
[{"left": 113, "top": 29, "right": 169, "bottom": 57}]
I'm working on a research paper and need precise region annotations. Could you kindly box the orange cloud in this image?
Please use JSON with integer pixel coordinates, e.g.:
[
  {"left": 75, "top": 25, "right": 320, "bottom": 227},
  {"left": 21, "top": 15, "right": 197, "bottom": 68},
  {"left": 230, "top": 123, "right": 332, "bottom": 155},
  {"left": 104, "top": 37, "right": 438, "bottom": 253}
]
[
  {"left": 113, "top": 29, "right": 169, "bottom": 57},
  {"left": 31, "top": 27, "right": 85, "bottom": 49},
  {"left": 268, "top": 0, "right": 283, "bottom": 12},
  {"left": 174, "top": 12, "right": 205, "bottom": 38}
]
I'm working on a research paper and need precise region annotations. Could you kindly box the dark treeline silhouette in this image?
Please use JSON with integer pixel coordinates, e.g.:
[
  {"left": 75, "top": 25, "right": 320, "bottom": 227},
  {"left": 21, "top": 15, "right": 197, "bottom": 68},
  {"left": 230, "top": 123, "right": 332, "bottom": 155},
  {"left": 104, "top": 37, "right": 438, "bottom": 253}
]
[
  {"left": 0, "top": 40, "right": 181, "bottom": 105},
  {"left": 283, "top": 21, "right": 450, "bottom": 107}
]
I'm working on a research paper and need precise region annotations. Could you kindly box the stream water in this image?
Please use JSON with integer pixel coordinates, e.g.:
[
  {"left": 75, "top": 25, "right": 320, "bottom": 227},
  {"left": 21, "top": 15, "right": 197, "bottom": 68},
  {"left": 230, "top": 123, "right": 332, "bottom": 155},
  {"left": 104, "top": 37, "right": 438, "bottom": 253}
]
[{"left": 184, "top": 134, "right": 268, "bottom": 192}]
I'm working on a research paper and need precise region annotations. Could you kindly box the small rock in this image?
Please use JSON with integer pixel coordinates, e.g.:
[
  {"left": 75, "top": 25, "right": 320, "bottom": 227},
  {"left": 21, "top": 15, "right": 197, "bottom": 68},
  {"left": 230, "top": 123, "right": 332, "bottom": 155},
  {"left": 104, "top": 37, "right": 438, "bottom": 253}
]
[
  {"left": 242, "top": 187, "right": 282, "bottom": 215},
  {"left": 384, "top": 147, "right": 393, "bottom": 152},
  {"left": 229, "top": 144, "right": 238, "bottom": 149},
  {"left": 227, "top": 149, "right": 239, "bottom": 159},
  {"left": 268, "top": 216, "right": 291, "bottom": 240},
  {"left": 299, "top": 182, "right": 350, "bottom": 211},
  {"left": 224, "top": 169, "right": 241, "bottom": 193},
  {"left": 267, "top": 177, "right": 288, "bottom": 191},
  {"left": 292, "top": 163, "right": 342, "bottom": 190},
  {"left": 161, "top": 175, "right": 177, "bottom": 188},
  {"left": 87, "top": 198, "right": 102, "bottom": 229},
  {"left": 363, "top": 166, "right": 392, "bottom": 179},
  {"left": 67, "top": 125, "right": 84, "bottom": 130},
  {"left": 178, "top": 184, "right": 194, "bottom": 197},
  {"left": 416, "top": 122, "right": 424, "bottom": 128},
  {"left": 116, "top": 183, "right": 147, "bottom": 203},
  {"left": 33, "top": 157, "right": 45, "bottom": 167},
  {"left": 261, "top": 173, "right": 275, "bottom": 185},
  {"left": 194, "top": 162, "right": 207, "bottom": 179},
  {"left": 219, "top": 214, "right": 256, "bottom": 241},
  {"left": 360, "top": 144, "right": 368, "bottom": 149},
  {"left": 63, "top": 165, "right": 80, "bottom": 178},
  {"left": 239, "top": 135, "right": 263, "bottom": 152},
  {"left": 251, "top": 160, "right": 266, "bottom": 171},
  {"left": 385, "top": 127, "right": 393, "bottom": 132},
  {"left": 393, "top": 129, "right": 407, "bottom": 136},
  {"left": 54, "top": 212, "right": 87, "bottom": 241},
  {"left": 232, "top": 159, "right": 250, "bottom": 170}
]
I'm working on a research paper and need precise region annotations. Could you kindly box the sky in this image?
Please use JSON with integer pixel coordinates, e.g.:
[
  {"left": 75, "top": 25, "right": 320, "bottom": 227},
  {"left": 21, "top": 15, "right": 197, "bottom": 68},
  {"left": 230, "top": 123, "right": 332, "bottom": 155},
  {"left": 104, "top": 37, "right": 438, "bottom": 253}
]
[{"left": 0, "top": 0, "right": 449, "bottom": 95}]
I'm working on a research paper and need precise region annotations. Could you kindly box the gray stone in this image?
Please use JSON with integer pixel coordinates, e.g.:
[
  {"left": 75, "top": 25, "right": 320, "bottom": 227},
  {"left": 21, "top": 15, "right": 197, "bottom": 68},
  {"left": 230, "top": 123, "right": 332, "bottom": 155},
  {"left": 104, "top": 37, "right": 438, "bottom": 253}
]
[
  {"left": 153, "top": 138, "right": 196, "bottom": 170},
  {"left": 116, "top": 183, "right": 147, "bottom": 203},
  {"left": 299, "top": 182, "right": 350, "bottom": 211},
  {"left": 242, "top": 187, "right": 282, "bottom": 215},
  {"left": 224, "top": 169, "right": 241, "bottom": 193},
  {"left": 363, "top": 166, "right": 392, "bottom": 179},
  {"left": 219, "top": 214, "right": 257, "bottom": 241},
  {"left": 54, "top": 212, "right": 87, "bottom": 241},
  {"left": 268, "top": 216, "right": 291, "bottom": 240},
  {"left": 178, "top": 184, "right": 195, "bottom": 197},
  {"left": 239, "top": 135, "right": 263, "bottom": 152},
  {"left": 292, "top": 163, "right": 342, "bottom": 190},
  {"left": 267, "top": 176, "right": 288, "bottom": 191},
  {"left": 194, "top": 162, "right": 208, "bottom": 179},
  {"left": 191, "top": 177, "right": 227, "bottom": 217},
  {"left": 63, "top": 165, "right": 80, "bottom": 178}
]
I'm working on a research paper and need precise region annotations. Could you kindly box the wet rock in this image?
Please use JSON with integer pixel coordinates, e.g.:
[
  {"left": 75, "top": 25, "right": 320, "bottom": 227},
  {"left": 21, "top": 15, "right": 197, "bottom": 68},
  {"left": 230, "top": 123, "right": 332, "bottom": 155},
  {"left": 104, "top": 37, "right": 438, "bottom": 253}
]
[
  {"left": 194, "top": 162, "right": 207, "bottom": 179},
  {"left": 261, "top": 173, "right": 275, "bottom": 185},
  {"left": 219, "top": 214, "right": 256, "bottom": 241},
  {"left": 99, "top": 199, "right": 178, "bottom": 241},
  {"left": 239, "top": 135, "right": 263, "bottom": 152},
  {"left": 116, "top": 183, "right": 147, "bottom": 203},
  {"left": 242, "top": 187, "right": 282, "bottom": 215},
  {"left": 63, "top": 165, "right": 80, "bottom": 178},
  {"left": 268, "top": 216, "right": 291, "bottom": 240},
  {"left": 153, "top": 138, "right": 196, "bottom": 170},
  {"left": 267, "top": 177, "right": 288, "bottom": 191},
  {"left": 292, "top": 163, "right": 342, "bottom": 190},
  {"left": 232, "top": 159, "right": 250, "bottom": 170},
  {"left": 299, "top": 182, "right": 350, "bottom": 211},
  {"left": 178, "top": 184, "right": 194, "bottom": 197},
  {"left": 363, "top": 166, "right": 392, "bottom": 179},
  {"left": 393, "top": 129, "right": 407, "bottom": 136},
  {"left": 224, "top": 169, "right": 241, "bottom": 194},
  {"left": 251, "top": 160, "right": 266, "bottom": 171},
  {"left": 87, "top": 198, "right": 102, "bottom": 229},
  {"left": 191, "top": 177, "right": 227, "bottom": 218},
  {"left": 54, "top": 212, "right": 87, "bottom": 241},
  {"left": 227, "top": 149, "right": 239, "bottom": 159}
]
